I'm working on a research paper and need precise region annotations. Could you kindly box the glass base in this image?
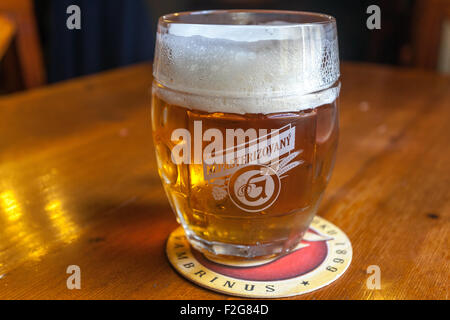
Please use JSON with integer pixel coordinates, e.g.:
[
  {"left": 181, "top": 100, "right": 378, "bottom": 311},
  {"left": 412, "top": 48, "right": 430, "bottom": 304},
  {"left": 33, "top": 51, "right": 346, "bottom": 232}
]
[{"left": 185, "top": 229, "right": 305, "bottom": 263}]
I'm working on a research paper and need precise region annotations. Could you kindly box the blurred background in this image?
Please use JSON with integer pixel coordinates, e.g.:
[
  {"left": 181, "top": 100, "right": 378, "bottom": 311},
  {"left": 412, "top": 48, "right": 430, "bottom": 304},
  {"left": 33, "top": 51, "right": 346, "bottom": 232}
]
[{"left": 0, "top": 0, "right": 449, "bottom": 94}]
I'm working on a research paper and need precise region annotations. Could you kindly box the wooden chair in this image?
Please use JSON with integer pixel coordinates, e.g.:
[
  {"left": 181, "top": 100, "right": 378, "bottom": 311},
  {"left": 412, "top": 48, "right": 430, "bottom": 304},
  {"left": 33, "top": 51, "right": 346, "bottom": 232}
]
[
  {"left": 0, "top": 14, "right": 15, "bottom": 60},
  {"left": 0, "top": 0, "right": 46, "bottom": 91},
  {"left": 412, "top": 0, "right": 450, "bottom": 72}
]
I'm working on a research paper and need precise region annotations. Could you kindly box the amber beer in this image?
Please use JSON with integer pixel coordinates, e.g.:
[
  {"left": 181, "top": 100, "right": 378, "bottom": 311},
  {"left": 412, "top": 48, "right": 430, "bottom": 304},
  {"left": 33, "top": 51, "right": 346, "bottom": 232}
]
[{"left": 152, "top": 10, "right": 341, "bottom": 260}]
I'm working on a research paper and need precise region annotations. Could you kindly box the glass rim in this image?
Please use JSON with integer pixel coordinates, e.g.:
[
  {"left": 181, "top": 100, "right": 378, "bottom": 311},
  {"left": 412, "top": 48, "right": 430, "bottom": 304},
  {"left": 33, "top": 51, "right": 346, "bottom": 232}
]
[{"left": 159, "top": 9, "right": 336, "bottom": 28}]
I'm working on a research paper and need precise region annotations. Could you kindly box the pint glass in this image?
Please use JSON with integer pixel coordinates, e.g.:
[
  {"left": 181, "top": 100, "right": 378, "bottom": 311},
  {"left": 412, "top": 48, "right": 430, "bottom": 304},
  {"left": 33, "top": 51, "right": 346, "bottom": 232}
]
[{"left": 151, "top": 10, "right": 340, "bottom": 261}]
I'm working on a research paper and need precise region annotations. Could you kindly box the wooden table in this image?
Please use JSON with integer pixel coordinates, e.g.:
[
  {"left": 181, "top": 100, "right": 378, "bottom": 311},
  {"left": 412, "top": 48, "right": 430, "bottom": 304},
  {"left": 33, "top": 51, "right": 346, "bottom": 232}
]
[{"left": 0, "top": 63, "right": 448, "bottom": 300}]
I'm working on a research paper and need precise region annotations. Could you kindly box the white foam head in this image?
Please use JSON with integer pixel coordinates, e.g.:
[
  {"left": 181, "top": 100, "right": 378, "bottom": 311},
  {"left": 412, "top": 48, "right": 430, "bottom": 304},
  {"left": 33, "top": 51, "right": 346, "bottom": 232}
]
[{"left": 153, "top": 11, "right": 340, "bottom": 114}]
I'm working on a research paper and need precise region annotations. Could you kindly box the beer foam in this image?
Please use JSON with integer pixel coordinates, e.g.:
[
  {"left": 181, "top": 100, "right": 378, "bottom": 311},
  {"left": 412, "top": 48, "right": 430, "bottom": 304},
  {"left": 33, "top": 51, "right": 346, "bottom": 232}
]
[{"left": 153, "top": 22, "right": 340, "bottom": 114}]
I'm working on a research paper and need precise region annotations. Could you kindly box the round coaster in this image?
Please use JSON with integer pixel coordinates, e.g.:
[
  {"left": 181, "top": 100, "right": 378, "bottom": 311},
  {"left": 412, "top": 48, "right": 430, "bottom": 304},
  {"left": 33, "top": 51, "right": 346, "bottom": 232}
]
[{"left": 166, "top": 215, "right": 352, "bottom": 298}]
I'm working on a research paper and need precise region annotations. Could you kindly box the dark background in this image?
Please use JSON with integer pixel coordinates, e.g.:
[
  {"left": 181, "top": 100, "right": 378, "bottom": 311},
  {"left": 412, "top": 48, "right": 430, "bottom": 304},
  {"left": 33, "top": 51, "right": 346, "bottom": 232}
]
[{"left": 32, "top": 0, "right": 416, "bottom": 83}]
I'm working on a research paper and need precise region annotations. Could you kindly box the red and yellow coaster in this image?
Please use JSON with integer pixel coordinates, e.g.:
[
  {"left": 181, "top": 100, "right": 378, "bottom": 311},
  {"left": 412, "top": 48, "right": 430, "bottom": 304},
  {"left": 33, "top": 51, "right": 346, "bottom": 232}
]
[{"left": 166, "top": 215, "right": 352, "bottom": 298}]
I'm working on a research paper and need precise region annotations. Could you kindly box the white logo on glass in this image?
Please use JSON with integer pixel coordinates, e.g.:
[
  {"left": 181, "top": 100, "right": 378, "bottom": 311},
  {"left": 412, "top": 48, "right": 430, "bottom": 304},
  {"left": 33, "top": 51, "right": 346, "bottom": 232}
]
[{"left": 203, "top": 125, "right": 303, "bottom": 212}]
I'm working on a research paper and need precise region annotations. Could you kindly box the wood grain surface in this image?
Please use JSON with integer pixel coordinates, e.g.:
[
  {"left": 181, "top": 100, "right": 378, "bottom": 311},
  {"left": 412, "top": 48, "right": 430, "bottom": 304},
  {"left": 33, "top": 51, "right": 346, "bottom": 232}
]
[{"left": 0, "top": 63, "right": 448, "bottom": 300}]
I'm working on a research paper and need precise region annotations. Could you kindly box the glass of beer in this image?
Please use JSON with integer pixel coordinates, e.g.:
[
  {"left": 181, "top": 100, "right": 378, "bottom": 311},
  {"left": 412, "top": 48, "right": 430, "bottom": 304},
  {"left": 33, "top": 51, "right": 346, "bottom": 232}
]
[{"left": 151, "top": 10, "right": 340, "bottom": 261}]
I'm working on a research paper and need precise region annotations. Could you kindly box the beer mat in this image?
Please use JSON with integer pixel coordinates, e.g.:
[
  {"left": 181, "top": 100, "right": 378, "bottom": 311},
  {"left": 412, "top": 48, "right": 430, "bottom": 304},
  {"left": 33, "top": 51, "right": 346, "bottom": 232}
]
[{"left": 166, "top": 215, "right": 352, "bottom": 298}]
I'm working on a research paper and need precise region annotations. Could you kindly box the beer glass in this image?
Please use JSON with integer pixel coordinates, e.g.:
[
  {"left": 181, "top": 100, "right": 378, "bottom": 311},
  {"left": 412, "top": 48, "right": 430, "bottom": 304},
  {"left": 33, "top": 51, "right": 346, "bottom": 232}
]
[{"left": 151, "top": 10, "right": 340, "bottom": 261}]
